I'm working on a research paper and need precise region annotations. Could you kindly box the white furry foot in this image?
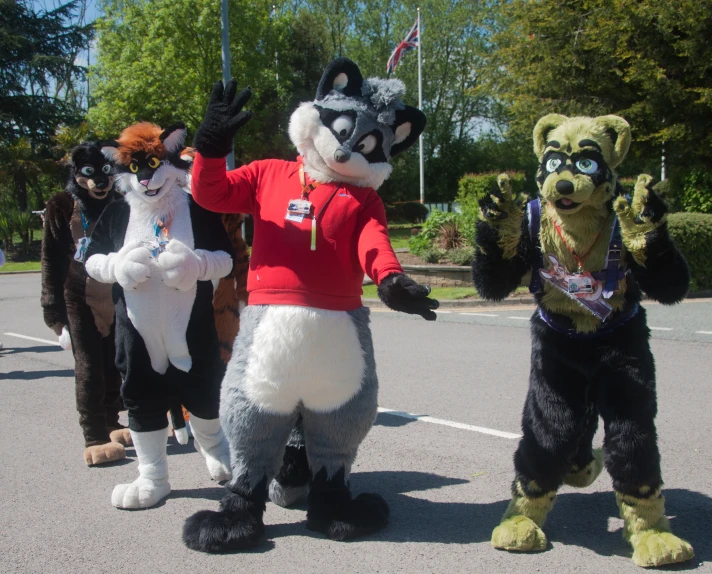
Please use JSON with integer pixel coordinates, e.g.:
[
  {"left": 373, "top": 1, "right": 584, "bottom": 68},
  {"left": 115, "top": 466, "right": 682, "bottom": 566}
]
[
  {"left": 196, "top": 443, "right": 232, "bottom": 482},
  {"left": 269, "top": 479, "right": 308, "bottom": 508},
  {"left": 111, "top": 477, "right": 171, "bottom": 509}
]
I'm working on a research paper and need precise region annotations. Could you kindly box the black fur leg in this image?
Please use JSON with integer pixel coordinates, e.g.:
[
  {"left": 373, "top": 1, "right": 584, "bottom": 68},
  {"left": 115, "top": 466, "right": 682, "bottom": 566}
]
[
  {"left": 306, "top": 467, "right": 389, "bottom": 541},
  {"left": 275, "top": 445, "right": 310, "bottom": 488},
  {"left": 182, "top": 477, "right": 267, "bottom": 553}
]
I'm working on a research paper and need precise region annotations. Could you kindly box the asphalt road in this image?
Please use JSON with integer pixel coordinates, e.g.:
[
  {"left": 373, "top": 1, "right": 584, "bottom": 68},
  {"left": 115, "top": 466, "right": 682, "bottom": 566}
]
[{"left": 1, "top": 273, "right": 711, "bottom": 574}]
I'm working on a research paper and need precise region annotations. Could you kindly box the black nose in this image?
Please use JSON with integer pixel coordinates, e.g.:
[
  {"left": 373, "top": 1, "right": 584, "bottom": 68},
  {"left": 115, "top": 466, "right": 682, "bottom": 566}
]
[
  {"left": 95, "top": 181, "right": 108, "bottom": 189},
  {"left": 334, "top": 149, "right": 350, "bottom": 163},
  {"left": 555, "top": 180, "right": 575, "bottom": 195}
]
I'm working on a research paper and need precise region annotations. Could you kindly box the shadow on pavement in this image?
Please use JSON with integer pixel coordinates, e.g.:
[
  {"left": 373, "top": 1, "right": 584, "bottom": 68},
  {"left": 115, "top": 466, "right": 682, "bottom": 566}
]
[
  {"left": 0, "top": 369, "right": 74, "bottom": 380},
  {"left": 374, "top": 411, "right": 418, "bottom": 428},
  {"left": 0, "top": 344, "right": 62, "bottom": 355}
]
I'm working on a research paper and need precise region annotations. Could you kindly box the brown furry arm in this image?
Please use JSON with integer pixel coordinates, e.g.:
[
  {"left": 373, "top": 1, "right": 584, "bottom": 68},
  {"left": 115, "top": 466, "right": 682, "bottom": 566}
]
[{"left": 40, "top": 194, "right": 72, "bottom": 334}]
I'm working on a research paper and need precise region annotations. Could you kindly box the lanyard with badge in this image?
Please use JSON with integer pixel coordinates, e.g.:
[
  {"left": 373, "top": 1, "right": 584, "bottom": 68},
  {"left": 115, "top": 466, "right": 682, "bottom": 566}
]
[
  {"left": 74, "top": 211, "right": 92, "bottom": 263},
  {"left": 146, "top": 215, "right": 171, "bottom": 258}
]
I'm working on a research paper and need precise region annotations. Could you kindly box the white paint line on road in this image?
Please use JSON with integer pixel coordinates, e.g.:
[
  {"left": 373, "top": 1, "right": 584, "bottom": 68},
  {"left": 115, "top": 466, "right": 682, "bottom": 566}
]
[
  {"left": 696, "top": 331, "right": 712, "bottom": 335},
  {"left": 650, "top": 327, "right": 673, "bottom": 331},
  {"left": 435, "top": 310, "right": 452, "bottom": 314},
  {"left": 378, "top": 407, "right": 521, "bottom": 440},
  {"left": 4, "top": 332, "right": 60, "bottom": 346},
  {"left": 507, "top": 316, "right": 530, "bottom": 321},
  {"left": 460, "top": 313, "right": 499, "bottom": 317}
]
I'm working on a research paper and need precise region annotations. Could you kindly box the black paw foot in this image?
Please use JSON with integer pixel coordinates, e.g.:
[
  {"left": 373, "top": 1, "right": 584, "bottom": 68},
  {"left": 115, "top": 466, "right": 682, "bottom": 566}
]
[
  {"left": 306, "top": 492, "right": 390, "bottom": 541},
  {"left": 182, "top": 509, "right": 264, "bottom": 553}
]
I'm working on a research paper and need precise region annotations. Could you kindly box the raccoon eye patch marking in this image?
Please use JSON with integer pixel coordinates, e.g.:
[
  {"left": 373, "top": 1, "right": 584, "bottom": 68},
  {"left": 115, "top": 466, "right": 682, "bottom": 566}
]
[
  {"left": 102, "top": 164, "right": 112, "bottom": 174},
  {"left": 129, "top": 161, "right": 139, "bottom": 174},
  {"left": 546, "top": 157, "right": 562, "bottom": 173},
  {"left": 80, "top": 165, "right": 95, "bottom": 176},
  {"left": 331, "top": 115, "right": 354, "bottom": 138},
  {"left": 575, "top": 158, "right": 598, "bottom": 174},
  {"left": 147, "top": 156, "right": 161, "bottom": 169},
  {"left": 356, "top": 134, "right": 377, "bottom": 155}
]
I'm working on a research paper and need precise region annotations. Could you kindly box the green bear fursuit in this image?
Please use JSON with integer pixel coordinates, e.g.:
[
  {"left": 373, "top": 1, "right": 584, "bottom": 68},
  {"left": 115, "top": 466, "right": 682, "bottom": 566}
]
[{"left": 473, "top": 114, "right": 694, "bottom": 567}]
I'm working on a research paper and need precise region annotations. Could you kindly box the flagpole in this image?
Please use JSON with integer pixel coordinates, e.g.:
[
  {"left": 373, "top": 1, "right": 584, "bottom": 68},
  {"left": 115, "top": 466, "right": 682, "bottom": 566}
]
[
  {"left": 417, "top": 7, "right": 424, "bottom": 204},
  {"left": 221, "top": 0, "right": 235, "bottom": 170}
]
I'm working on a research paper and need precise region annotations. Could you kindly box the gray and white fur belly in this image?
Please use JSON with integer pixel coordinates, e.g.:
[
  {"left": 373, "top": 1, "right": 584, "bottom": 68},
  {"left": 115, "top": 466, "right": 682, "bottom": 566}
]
[
  {"left": 123, "top": 188, "right": 196, "bottom": 374},
  {"left": 232, "top": 305, "right": 369, "bottom": 413}
]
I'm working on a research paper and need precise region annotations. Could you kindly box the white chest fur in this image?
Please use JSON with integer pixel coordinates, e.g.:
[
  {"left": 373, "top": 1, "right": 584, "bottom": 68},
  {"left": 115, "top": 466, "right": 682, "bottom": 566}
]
[
  {"left": 242, "top": 305, "right": 366, "bottom": 414},
  {"left": 122, "top": 187, "right": 196, "bottom": 374}
]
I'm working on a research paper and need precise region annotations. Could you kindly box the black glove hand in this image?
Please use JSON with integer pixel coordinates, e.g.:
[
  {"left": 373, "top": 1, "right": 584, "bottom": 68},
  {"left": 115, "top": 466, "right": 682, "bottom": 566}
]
[
  {"left": 43, "top": 309, "right": 66, "bottom": 336},
  {"left": 193, "top": 79, "right": 252, "bottom": 159},
  {"left": 377, "top": 273, "right": 439, "bottom": 321}
]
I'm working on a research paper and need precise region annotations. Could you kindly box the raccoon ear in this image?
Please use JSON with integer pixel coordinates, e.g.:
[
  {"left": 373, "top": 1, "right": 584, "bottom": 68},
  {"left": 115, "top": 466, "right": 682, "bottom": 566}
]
[
  {"left": 594, "top": 115, "right": 631, "bottom": 169},
  {"left": 160, "top": 122, "right": 187, "bottom": 155},
  {"left": 533, "top": 114, "right": 568, "bottom": 159},
  {"left": 316, "top": 57, "right": 364, "bottom": 100},
  {"left": 98, "top": 140, "right": 119, "bottom": 161},
  {"left": 390, "top": 106, "right": 426, "bottom": 156}
]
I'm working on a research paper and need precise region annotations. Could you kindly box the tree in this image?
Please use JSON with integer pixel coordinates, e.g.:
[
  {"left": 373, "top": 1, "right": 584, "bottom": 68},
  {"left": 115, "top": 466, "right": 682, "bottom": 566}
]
[
  {"left": 0, "top": 0, "right": 92, "bottom": 211},
  {"left": 479, "top": 0, "right": 712, "bottom": 180}
]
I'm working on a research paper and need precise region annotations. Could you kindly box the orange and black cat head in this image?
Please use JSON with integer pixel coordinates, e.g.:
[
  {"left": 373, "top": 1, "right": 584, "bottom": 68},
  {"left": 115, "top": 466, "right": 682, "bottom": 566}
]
[{"left": 103, "top": 122, "right": 189, "bottom": 202}]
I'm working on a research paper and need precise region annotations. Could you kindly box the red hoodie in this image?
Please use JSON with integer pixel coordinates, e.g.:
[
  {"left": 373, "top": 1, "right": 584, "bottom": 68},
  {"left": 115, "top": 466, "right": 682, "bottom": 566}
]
[{"left": 191, "top": 153, "right": 403, "bottom": 311}]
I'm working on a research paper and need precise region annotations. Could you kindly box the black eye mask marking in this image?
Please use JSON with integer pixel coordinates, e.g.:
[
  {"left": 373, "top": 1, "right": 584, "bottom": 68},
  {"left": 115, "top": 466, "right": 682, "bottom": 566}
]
[
  {"left": 316, "top": 106, "right": 357, "bottom": 143},
  {"left": 356, "top": 130, "right": 387, "bottom": 164}
]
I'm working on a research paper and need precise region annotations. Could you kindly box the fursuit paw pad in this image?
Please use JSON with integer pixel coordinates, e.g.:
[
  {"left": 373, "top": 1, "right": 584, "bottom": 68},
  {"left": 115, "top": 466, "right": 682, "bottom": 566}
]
[
  {"left": 491, "top": 515, "right": 547, "bottom": 552},
  {"left": 631, "top": 530, "right": 694, "bottom": 568},
  {"left": 563, "top": 449, "right": 603, "bottom": 488},
  {"left": 111, "top": 477, "right": 171, "bottom": 509},
  {"left": 83, "top": 442, "right": 126, "bottom": 466},
  {"left": 183, "top": 509, "right": 264, "bottom": 553},
  {"left": 269, "top": 479, "right": 308, "bottom": 508},
  {"left": 306, "top": 493, "right": 390, "bottom": 541},
  {"left": 109, "top": 428, "right": 133, "bottom": 447}
]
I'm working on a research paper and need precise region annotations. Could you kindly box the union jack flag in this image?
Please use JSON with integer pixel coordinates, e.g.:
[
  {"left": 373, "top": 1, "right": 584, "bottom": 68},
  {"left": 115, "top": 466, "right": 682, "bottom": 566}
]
[{"left": 386, "top": 19, "right": 419, "bottom": 74}]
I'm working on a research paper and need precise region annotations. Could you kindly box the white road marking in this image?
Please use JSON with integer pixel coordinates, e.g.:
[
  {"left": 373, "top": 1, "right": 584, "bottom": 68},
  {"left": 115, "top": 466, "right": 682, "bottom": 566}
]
[
  {"left": 435, "top": 310, "right": 452, "bottom": 314},
  {"left": 650, "top": 327, "right": 673, "bottom": 331},
  {"left": 507, "top": 316, "right": 530, "bottom": 321},
  {"left": 3, "top": 332, "right": 60, "bottom": 346},
  {"left": 378, "top": 407, "right": 521, "bottom": 440},
  {"left": 696, "top": 331, "right": 712, "bottom": 335},
  {"left": 460, "top": 313, "right": 499, "bottom": 317}
]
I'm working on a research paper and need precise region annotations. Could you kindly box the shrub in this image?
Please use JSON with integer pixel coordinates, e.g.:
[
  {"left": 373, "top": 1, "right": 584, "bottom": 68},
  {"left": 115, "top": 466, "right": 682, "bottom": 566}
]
[
  {"left": 682, "top": 170, "right": 712, "bottom": 214},
  {"left": 668, "top": 212, "right": 712, "bottom": 292},
  {"left": 447, "top": 246, "right": 475, "bottom": 266},
  {"left": 456, "top": 171, "right": 526, "bottom": 244},
  {"left": 408, "top": 209, "right": 464, "bottom": 255},
  {"left": 386, "top": 201, "right": 429, "bottom": 223},
  {"left": 422, "top": 248, "right": 445, "bottom": 263},
  {"left": 0, "top": 214, "right": 14, "bottom": 250}
]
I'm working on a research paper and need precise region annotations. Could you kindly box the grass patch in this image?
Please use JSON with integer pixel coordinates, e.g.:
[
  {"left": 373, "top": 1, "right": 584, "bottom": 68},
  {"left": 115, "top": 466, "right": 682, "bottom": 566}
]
[
  {"left": 0, "top": 260, "right": 41, "bottom": 273},
  {"left": 388, "top": 227, "right": 415, "bottom": 249},
  {"left": 362, "top": 284, "right": 478, "bottom": 300}
]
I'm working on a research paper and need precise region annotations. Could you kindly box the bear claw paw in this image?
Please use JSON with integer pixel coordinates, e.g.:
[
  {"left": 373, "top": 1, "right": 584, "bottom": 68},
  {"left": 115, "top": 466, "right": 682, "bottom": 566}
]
[
  {"left": 631, "top": 530, "right": 694, "bottom": 567},
  {"left": 491, "top": 515, "right": 547, "bottom": 552}
]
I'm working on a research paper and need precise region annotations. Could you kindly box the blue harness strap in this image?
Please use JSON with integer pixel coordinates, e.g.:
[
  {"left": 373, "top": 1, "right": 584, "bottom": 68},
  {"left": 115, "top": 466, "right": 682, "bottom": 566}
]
[{"left": 527, "top": 199, "right": 544, "bottom": 294}]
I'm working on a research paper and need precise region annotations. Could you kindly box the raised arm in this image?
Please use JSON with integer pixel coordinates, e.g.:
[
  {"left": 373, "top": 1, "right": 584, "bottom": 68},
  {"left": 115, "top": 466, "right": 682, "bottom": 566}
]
[
  {"left": 472, "top": 174, "right": 533, "bottom": 301},
  {"left": 615, "top": 175, "right": 689, "bottom": 304},
  {"left": 191, "top": 79, "right": 256, "bottom": 214},
  {"left": 41, "top": 194, "right": 72, "bottom": 335}
]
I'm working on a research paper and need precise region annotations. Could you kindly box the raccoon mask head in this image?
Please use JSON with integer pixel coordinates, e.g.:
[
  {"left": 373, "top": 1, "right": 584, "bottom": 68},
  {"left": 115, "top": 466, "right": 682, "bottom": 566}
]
[
  {"left": 533, "top": 114, "right": 631, "bottom": 215},
  {"left": 69, "top": 141, "right": 117, "bottom": 203},
  {"left": 103, "top": 122, "right": 190, "bottom": 204},
  {"left": 288, "top": 57, "right": 426, "bottom": 190}
]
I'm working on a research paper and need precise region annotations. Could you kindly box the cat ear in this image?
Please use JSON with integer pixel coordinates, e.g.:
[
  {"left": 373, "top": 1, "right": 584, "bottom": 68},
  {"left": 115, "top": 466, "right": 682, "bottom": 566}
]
[
  {"left": 315, "top": 57, "right": 364, "bottom": 100},
  {"left": 594, "top": 115, "right": 631, "bottom": 168},
  {"left": 160, "top": 122, "right": 187, "bottom": 154},
  {"left": 390, "top": 106, "right": 426, "bottom": 156},
  {"left": 533, "top": 114, "right": 569, "bottom": 159}
]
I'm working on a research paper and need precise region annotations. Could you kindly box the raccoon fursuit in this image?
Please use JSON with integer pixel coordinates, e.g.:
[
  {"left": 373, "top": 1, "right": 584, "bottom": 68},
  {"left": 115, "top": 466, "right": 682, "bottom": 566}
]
[
  {"left": 182, "top": 57, "right": 438, "bottom": 552},
  {"left": 84, "top": 122, "right": 235, "bottom": 510}
]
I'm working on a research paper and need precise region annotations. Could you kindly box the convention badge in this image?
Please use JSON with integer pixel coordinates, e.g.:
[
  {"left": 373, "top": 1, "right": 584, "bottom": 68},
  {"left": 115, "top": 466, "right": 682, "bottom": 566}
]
[
  {"left": 143, "top": 239, "right": 166, "bottom": 259},
  {"left": 285, "top": 198, "right": 312, "bottom": 223},
  {"left": 74, "top": 236, "right": 90, "bottom": 262},
  {"left": 539, "top": 254, "right": 613, "bottom": 320}
]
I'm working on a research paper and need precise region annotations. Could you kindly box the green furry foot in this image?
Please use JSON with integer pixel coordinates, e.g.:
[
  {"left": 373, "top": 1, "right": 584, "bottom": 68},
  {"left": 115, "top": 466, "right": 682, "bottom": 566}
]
[
  {"left": 630, "top": 530, "right": 694, "bottom": 568},
  {"left": 491, "top": 515, "right": 547, "bottom": 552},
  {"left": 563, "top": 449, "right": 603, "bottom": 488}
]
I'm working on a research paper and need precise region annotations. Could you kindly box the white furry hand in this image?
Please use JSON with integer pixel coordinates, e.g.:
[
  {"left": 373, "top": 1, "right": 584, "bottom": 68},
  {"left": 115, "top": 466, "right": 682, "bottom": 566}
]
[
  {"left": 194, "top": 249, "right": 232, "bottom": 281},
  {"left": 158, "top": 239, "right": 201, "bottom": 291},
  {"left": 114, "top": 241, "right": 152, "bottom": 290}
]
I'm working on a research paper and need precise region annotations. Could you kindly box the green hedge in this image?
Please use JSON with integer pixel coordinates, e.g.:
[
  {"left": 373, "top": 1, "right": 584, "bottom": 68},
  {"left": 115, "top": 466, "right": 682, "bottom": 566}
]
[
  {"left": 385, "top": 201, "right": 429, "bottom": 223},
  {"left": 668, "top": 212, "right": 712, "bottom": 292},
  {"left": 456, "top": 171, "right": 526, "bottom": 244}
]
